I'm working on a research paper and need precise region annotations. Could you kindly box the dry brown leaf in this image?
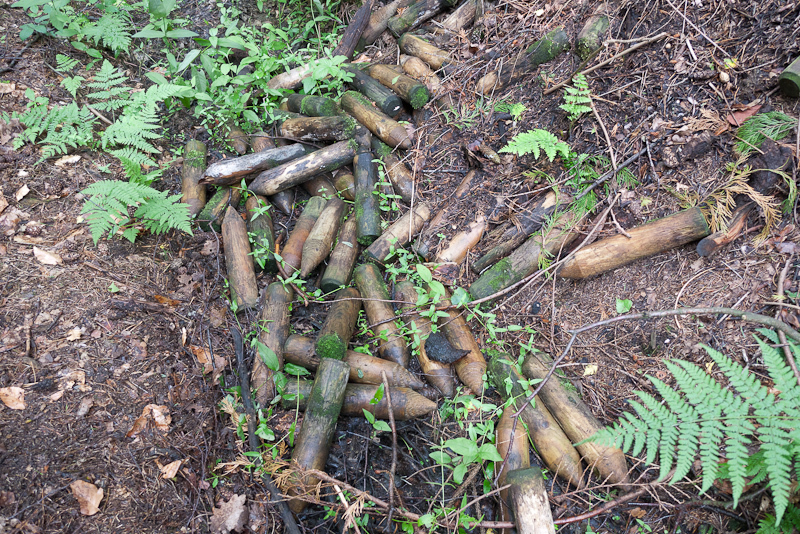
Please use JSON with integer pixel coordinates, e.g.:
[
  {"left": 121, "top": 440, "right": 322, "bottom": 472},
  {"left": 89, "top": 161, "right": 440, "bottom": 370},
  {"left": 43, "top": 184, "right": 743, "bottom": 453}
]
[
  {"left": 54, "top": 154, "right": 81, "bottom": 166},
  {"left": 70, "top": 480, "right": 104, "bottom": 516},
  {"left": 66, "top": 327, "right": 82, "bottom": 341},
  {"left": 15, "top": 184, "right": 30, "bottom": 201},
  {"left": 126, "top": 404, "right": 171, "bottom": 438},
  {"left": 210, "top": 494, "right": 248, "bottom": 533},
  {"left": 727, "top": 104, "right": 762, "bottom": 126},
  {"left": 0, "top": 490, "right": 16, "bottom": 506},
  {"left": 154, "top": 295, "right": 181, "bottom": 307},
  {"left": 0, "top": 386, "right": 26, "bottom": 410},
  {"left": 33, "top": 247, "right": 63, "bottom": 265},
  {"left": 160, "top": 459, "right": 184, "bottom": 479},
  {"left": 76, "top": 397, "right": 94, "bottom": 417},
  {"left": 190, "top": 345, "right": 228, "bottom": 378},
  {"left": 0, "top": 83, "right": 15, "bottom": 94}
]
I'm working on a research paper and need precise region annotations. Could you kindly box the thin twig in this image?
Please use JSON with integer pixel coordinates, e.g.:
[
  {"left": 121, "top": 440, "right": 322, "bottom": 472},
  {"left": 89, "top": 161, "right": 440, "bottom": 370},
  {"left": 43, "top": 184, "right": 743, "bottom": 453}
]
[
  {"left": 277, "top": 263, "right": 309, "bottom": 306},
  {"left": 775, "top": 254, "right": 800, "bottom": 386},
  {"left": 663, "top": 0, "right": 731, "bottom": 57},
  {"left": 590, "top": 100, "right": 617, "bottom": 170},
  {"left": 381, "top": 371, "right": 398, "bottom": 525},
  {"left": 333, "top": 484, "right": 363, "bottom": 534},
  {"left": 609, "top": 207, "right": 631, "bottom": 238}
]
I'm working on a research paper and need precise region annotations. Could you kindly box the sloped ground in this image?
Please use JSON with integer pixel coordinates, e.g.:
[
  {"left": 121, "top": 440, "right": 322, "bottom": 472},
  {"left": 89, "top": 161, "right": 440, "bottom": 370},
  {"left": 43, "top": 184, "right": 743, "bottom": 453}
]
[{"left": 1, "top": 0, "right": 799, "bottom": 533}]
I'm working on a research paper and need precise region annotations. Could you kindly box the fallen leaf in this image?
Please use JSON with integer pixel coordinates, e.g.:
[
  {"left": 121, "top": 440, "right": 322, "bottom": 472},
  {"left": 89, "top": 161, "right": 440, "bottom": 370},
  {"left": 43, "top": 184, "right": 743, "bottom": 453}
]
[
  {"left": 211, "top": 494, "right": 249, "bottom": 533},
  {"left": 127, "top": 404, "right": 171, "bottom": 438},
  {"left": 160, "top": 459, "right": 184, "bottom": 479},
  {"left": 0, "top": 208, "right": 23, "bottom": 236},
  {"left": 70, "top": 480, "right": 103, "bottom": 516},
  {"left": 130, "top": 338, "right": 147, "bottom": 359},
  {"left": 190, "top": 345, "right": 228, "bottom": 379},
  {"left": 13, "top": 235, "right": 44, "bottom": 244},
  {"left": 0, "top": 490, "right": 16, "bottom": 506},
  {"left": 76, "top": 397, "right": 94, "bottom": 417},
  {"left": 66, "top": 327, "right": 82, "bottom": 341},
  {"left": 154, "top": 295, "right": 181, "bottom": 307},
  {"left": 583, "top": 364, "right": 599, "bottom": 377},
  {"left": 15, "top": 184, "right": 30, "bottom": 201},
  {"left": 201, "top": 240, "right": 216, "bottom": 256},
  {"left": 629, "top": 507, "right": 646, "bottom": 519},
  {"left": 0, "top": 387, "right": 26, "bottom": 410},
  {"left": 726, "top": 104, "right": 762, "bottom": 126},
  {"left": 33, "top": 247, "right": 63, "bottom": 266},
  {"left": 0, "top": 82, "right": 15, "bottom": 94},
  {"left": 775, "top": 241, "right": 800, "bottom": 254},
  {"left": 54, "top": 154, "right": 81, "bottom": 166}
]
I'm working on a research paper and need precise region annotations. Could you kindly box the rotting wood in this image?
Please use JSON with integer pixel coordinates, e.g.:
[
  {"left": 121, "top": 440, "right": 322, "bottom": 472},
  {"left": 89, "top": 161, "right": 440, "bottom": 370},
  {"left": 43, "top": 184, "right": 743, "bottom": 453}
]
[
  {"left": 363, "top": 203, "right": 432, "bottom": 263},
  {"left": 496, "top": 407, "right": 530, "bottom": 534},
  {"left": 286, "top": 94, "right": 342, "bottom": 117},
  {"left": 576, "top": 3, "right": 610, "bottom": 60},
  {"left": 251, "top": 282, "right": 293, "bottom": 405},
  {"left": 222, "top": 205, "right": 258, "bottom": 310},
  {"left": 198, "top": 186, "right": 242, "bottom": 232},
  {"left": 506, "top": 467, "right": 556, "bottom": 534},
  {"left": 398, "top": 33, "right": 453, "bottom": 70},
  {"left": 181, "top": 139, "right": 207, "bottom": 216},
  {"left": 344, "top": 65, "right": 405, "bottom": 118},
  {"left": 387, "top": 0, "right": 457, "bottom": 36},
  {"left": 200, "top": 144, "right": 306, "bottom": 186},
  {"left": 281, "top": 196, "right": 327, "bottom": 273},
  {"left": 360, "top": 0, "right": 414, "bottom": 45},
  {"left": 321, "top": 215, "right": 360, "bottom": 293},
  {"left": 354, "top": 150, "right": 382, "bottom": 246},
  {"left": 245, "top": 195, "right": 277, "bottom": 273},
  {"left": 368, "top": 64, "right": 430, "bottom": 109},
  {"left": 440, "top": 0, "right": 477, "bottom": 33},
  {"left": 332, "top": 0, "right": 372, "bottom": 60},
  {"left": 301, "top": 198, "right": 347, "bottom": 277},
  {"left": 341, "top": 91, "right": 414, "bottom": 149},
  {"left": 280, "top": 115, "right": 359, "bottom": 142},
  {"left": 316, "top": 286, "right": 362, "bottom": 360},
  {"left": 439, "top": 289, "right": 487, "bottom": 395}
]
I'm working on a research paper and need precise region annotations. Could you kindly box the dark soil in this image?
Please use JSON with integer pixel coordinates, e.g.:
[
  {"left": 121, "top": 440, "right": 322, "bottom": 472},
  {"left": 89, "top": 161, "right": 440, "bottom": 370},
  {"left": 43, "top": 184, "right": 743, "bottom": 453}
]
[{"left": 1, "top": 0, "right": 799, "bottom": 533}]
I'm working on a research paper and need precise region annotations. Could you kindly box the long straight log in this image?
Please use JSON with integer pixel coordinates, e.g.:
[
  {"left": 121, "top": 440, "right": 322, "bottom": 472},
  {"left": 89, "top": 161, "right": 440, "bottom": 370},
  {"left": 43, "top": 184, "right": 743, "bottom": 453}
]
[
  {"left": 496, "top": 407, "right": 531, "bottom": 534},
  {"left": 345, "top": 65, "right": 404, "bottom": 118},
  {"left": 354, "top": 263, "right": 411, "bottom": 368},
  {"left": 363, "top": 203, "right": 431, "bottom": 263},
  {"left": 438, "top": 290, "right": 487, "bottom": 395},
  {"left": 361, "top": 0, "right": 413, "bottom": 45},
  {"left": 316, "top": 287, "right": 362, "bottom": 360},
  {"left": 558, "top": 207, "right": 710, "bottom": 279},
  {"left": 354, "top": 151, "right": 382, "bottom": 246},
  {"left": 398, "top": 34, "right": 453, "bottom": 70},
  {"left": 182, "top": 140, "right": 207, "bottom": 216},
  {"left": 281, "top": 196, "right": 327, "bottom": 273},
  {"left": 251, "top": 282, "right": 293, "bottom": 405},
  {"left": 387, "top": 0, "right": 456, "bottom": 36},
  {"left": 267, "top": 64, "right": 313, "bottom": 90},
  {"left": 368, "top": 64, "right": 430, "bottom": 109},
  {"left": 441, "top": 0, "right": 478, "bottom": 32},
  {"left": 333, "top": 0, "right": 372, "bottom": 59},
  {"left": 301, "top": 198, "right": 347, "bottom": 277},
  {"left": 282, "top": 382, "right": 436, "bottom": 420},
  {"left": 286, "top": 94, "right": 342, "bottom": 117},
  {"left": 200, "top": 144, "right": 307, "bottom": 186},
  {"left": 222, "top": 206, "right": 259, "bottom": 310},
  {"left": 506, "top": 467, "right": 556, "bottom": 534},
  {"left": 284, "top": 334, "right": 424, "bottom": 388},
  {"left": 341, "top": 91, "right": 413, "bottom": 149},
  {"left": 245, "top": 195, "right": 277, "bottom": 273},
  {"left": 321, "top": 215, "right": 360, "bottom": 293},
  {"left": 371, "top": 138, "right": 415, "bottom": 204},
  {"left": 280, "top": 116, "right": 359, "bottom": 142},
  {"left": 249, "top": 141, "right": 356, "bottom": 196},
  {"left": 198, "top": 186, "right": 242, "bottom": 232}
]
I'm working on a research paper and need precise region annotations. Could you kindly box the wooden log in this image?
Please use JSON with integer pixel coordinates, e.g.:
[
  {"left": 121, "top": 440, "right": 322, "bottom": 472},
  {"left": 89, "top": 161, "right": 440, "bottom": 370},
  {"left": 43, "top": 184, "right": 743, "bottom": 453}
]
[
  {"left": 387, "top": 0, "right": 456, "bottom": 36},
  {"left": 280, "top": 115, "right": 358, "bottom": 142},
  {"left": 249, "top": 141, "right": 356, "bottom": 197},
  {"left": 433, "top": 214, "right": 486, "bottom": 282},
  {"left": 400, "top": 55, "right": 442, "bottom": 94},
  {"left": 368, "top": 64, "right": 430, "bottom": 109},
  {"left": 284, "top": 334, "right": 425, "bottom": 388},
  {"left": 370, "top": 138, "right": 415, "bottom": 204},
  {"left": 282, "top": 381, "right": 436, "bottom": 419},
  {"left": 268, "top": 190, "right": 295, "bottom": 215},
  {"left": 316, "top": 286, "right": 362, "bottom": 360},
  {"left": 251, "top": 282, "right": 293, "bottom": 405},
  {"left": 354, "top": 151, "right": 382, "bottom": 246},
  {"left": 181, "top": 139, "right": 207, "bottom": 216},
  {"left": 245, "top": 195, "right": 278, "bottom": 273},
  {"left": 361, "top": 0, "right": 413, "bottom": 45},
  {"left": 438, "top": 289, "right": 487, "bottom": 395},
  {"left": 333, "top": 171, "right": 356, "bottom": 201},
  {"left": 354, "top": 263, "right": 411, "bottom": 367},
  {"left": 363, "top": 203, "right": 432, "bottom": 263},
  {"left": 398, "top": 33, "right": 453, "bottom": 70},
  {"left": 345, "top": 65, "right": 404, "bottom": 118},
  {"left": 286, "top": 94, "right": 342, "bottom": 117},
  {"left": 506, "top": 467, "right": 556, "bottom": 534},
  {"left": 696, "top": 202, "right": 755, "bottom": 257},
  {"left": 301, "top": 198, "right": 347, "bottom": 277},
  {"left": 395, "top": 281, "right": 456, "bottom": 397},
  {"left": 281, "top": 196, "right": 327, "bottom": 273},
  {"left": 224, "top": 121, "right": 248, "bottom": 155},
  {"left": 198, "top": 186, "right": 242, "bottom": 232},
  {"left": 301, "top": 173, "right": 338, "bottom": 199},
  {"left": 521, "top": 352, "right": 629, "bottom": 486},
  {"left": 341, "top": 91, "right": 413, "bottom": 149},
  {"left": 488, "top": 352, "right": 585, "bottom": 488},
  {"left": 496, "top": 407, "right": 531, "bottom": 534},
  {"left": 332, "top": 0, "right": 372, "bottom": 60},
  {"left": 558, "top": 207, "right": 710, "bottom": 279},
  {"left": 321, "top": 215, "right": 360, "bottom": 293},
  {"left": 200, "top": 144, "right": 307, "bottom": 186},
  {"left": 576, "top": 3, "right": 610, "bottom": 60},
  {"left": 470, "top": 210, "right": 579, "bottom": 300},
  {"left": 441, "top": 0, "right": 477, "bottom": 32},
  {"left": 250, "top": 131, "right": 276, "bottom": 151},
  {"left": 779, "top": 55, "right": 800, "bottom": 98},
  {"left": 286, "top": 357, "right": 350, "bottom": 513},
  {"left": 222, "top": 206, "right": 258, "bottom": 310},
  {"left": 267, "top": 64, "right": 313, "bottom": 90}
]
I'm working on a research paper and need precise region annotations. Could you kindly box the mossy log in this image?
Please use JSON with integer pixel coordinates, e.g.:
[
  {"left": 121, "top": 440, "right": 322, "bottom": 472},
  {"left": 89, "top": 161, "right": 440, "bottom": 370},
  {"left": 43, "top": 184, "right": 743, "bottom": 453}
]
[
  {"left": 249, "top": 141, "right": 356, "bottom": 196},
  {"left": 267, "top": 63, "right": 313, "bottom": 90},
  {"left": 286, "top": 94, "right": 342, "bottom": 117},
  {"left": 779, "top": 55, "right": 800, "bottom": 97},
  {"left": 398, "top": 33, "right": 453, "bottom": 70},
  {"left": 341, "top": 91, "right": 413, "bottom": 149},
  {"left": 301, "top": 173, "right": 338, "bottom": 199},
  {"left": 438, "top": 290, "right": 487, "bottom": 395},
  {"left": 361, "top": 0, "right": 414, "bottom": 45},
  {"left": 284, "top": 334, "right": 424, "bottom": 388},
  {"left": 521, "top": 352, "right": 630, "bottom": 487},
  {"left": 488, "top": 352, "right": 585, "bottom": 488},
  {"left": 222, "top": 206, "right": 259, "bottom": 310},
  {"left": 354, "top": 151, "right": 382, "bottom": 246},
  {"left": 496, "top": 407, "right": 531, "bottom": 534},
  {"left": 245, "top": 195, "right": 277, "bottom": 273},
  {"left": 282, "top": 381, "right": 436, "bottom": 420},
  {"left": 182, "top": 139, "right": 207, "bottom": 216},
  {"left": 576, "top": 3, "right": 610, "bottom": 60},
  {"left": 301, "top": 198, "right": 347, "bottom": 277},
  {"left": 387, "top": 0, "right": 456, "bottom": 36},
  {"left": 354, "top": 263, "right": 411, "bottom": 368},
  {"left": 280, "top": 115, "right": 359, "bottom": 142},
  {"left": 344, "top": 65, "right": 404, "bottom": 118},
  {"left": 333, "top": 171, "right": 356, "bottom": 201},
  {"left": 506, "top": 467, "right": 556, "bottom": 534},
  {"left": 281, "top": 196, "right": 327, "bottom": 273},
  {"left": 368, "top": 64, "right": 430, "bottom": 109},
  {"left": 395, "top": 281, "right": 456, "bottom": 397},
  {"left": 224, "top": 121, "right": 248, "bottom": 155},
  {"left": 316, "top": 286, "right": 362, "bottom": 360},
  {"left": 363, "top": 203, "right": 432, "bottom": 263},
  {"left": 469, "top": 210, "right": 579, "bottom": 300},
  {"left": 200, "top": 144, "right": 307, "bottom": 186},
  {"left": 250, "top": 131, "right": 276, "bottom": 151},
  {"left": 558, "top": 207, "right": 710, "bottom": 279},
  {"left": 286, "top": 357, "right": 350, "bottom": 513},
  {"left": 321, "top": 215, "right": 360, "bottom": 293},
  {"left": 268, "top": 190, "right": 295, "bottom": 215},
  {"left": 251, "top": 282, "right": 293, "bottom": 405},
  {"left": 401, "top": 56, "right": 442, "bottom": 94},
  {"left": 198, "top": 186, "right": 242, "bottom": 232}
]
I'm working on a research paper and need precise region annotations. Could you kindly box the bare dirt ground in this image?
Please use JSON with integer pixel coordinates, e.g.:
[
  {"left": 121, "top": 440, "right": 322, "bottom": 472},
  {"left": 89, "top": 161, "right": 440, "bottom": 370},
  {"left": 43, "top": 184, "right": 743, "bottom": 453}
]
[{"left": 1, "top": 0, "right": 799, "bottom": 533}]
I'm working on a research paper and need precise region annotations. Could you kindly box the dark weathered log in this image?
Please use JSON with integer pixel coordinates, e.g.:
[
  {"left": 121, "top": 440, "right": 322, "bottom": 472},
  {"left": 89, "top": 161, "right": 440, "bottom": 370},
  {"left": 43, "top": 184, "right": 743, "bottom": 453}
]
[
  {"left": 368, "top": 64, "right": 430, "bottom": 109},
  {"left": 354, "top": 151, "right": 382, "bottom": 246},
  {"left": 333, "top": 0, "right": 372, "bottom": 59},
  {"left": 470, "top": 210, "right": 579, "bottom": 299},
  {"left": 301, "top": 198, "right": 347, "bottom": 277},
  {"left": 284, "top": 334, "right": 425, "bottom": 388},
  {"left": 321, "top": 215, "right": 360, "bottom": 293},
  {"left": 301, "top": 173, "right": 338, "bottom": 199},
  {"left": 387, "top": 0, "right": 456, "bottom": 36},
  {"left": 398, "top": 33, "right": 453, "bottom": 70},
  {"left": 488, "top": 352, "right": 585, "bottom": 488},
  {"left": 200, "top": 144, "right": 307, "bottom": 186},
  {"left": 182, "top": 139, "right": 207, "bottom": 216},
  {"left": 558, "top": 207, "right": 710, "bottom": 279},
  {"left": 282, "top": 381, "right": 436, "bottom": 419},
  {"left": 286, "top": 357, "right": 350, "bottom": 513},
  {"left": 268, "top": 190, "right": 295, "bottom": 215},
  {"left": 249, "top": 141, "right": 356, "bottom": 196},
  {"left": 576, "top": 3, "right": 610, "bottom": 60},
  {"left": 363, "top": 203, "right": 432, "bottom": 263},
  {"left": 316, "top": 286, "right": 362, "bottom": 360},
  {"left": 521, "top": 352, "right": 629, "bottom": 487},
  {"left": 245, "top": 195, "right": 277, "bottom": 273},
  {"left": 496, "top": 407, "right": 531, "bottom": 534},
  {"left": 439, "top": 290, "right": 487, "bottom": 395},
  {"left": 251, "top": 282, "right": 293, "bottom": 405},
  {"left": 268, "top": 64, "right": 313, "bottom": 90},
  {"left": 696, "top": 202, "right": 755, "bottom": 257},
  {"left": 779, "top": 55, "right": 800, "bottom": 97},
  {"left": 341, "top": 91, "right": 413, "bottom": 149},
  {"left": 354, "top": 263, "right": 411, "bottom": 368},
  {"left": 198, "top": 186, "right": 242, "bottom": 232},
  {"left": 286, "top": 94, "right": 342, "bottom": 117},
  {"left": 344, "top": 65, "right": 405, "bottom": 118},
  {"left": 250, "top": 131, "right": 276, "bottom": 151},
  {"left": 224, "top": 121, "right": 248, "bottom": 155},
  {"left": 222, "top": 206, "right": 258, "bottom": 310},
  {"left": 441, "top": 0, "right": 477, "bottom": 33},
  {"left": 361, "top": 0, "right": 414, "bottom": 44},
  {"left": 395, "top": 281, "right": 456, "bottom": 397},
  {"left": 506, "top": 467, "right": 556, "bottom": 534},
  {"left": 280, "top": 115, "right": 358, "bottom": 143},
  {"left": 281, "top": 196, "right": 327, "bottom": 273},
  {"left": 333, "top": 171, "right": 356, "bottom": 201}
]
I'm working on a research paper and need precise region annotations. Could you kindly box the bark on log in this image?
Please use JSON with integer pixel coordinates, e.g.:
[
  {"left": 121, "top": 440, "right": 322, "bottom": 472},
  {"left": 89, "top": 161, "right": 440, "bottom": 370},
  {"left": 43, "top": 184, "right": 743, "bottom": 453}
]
[
  {"left": 576, "top": 3, "right": 610, "bottom": 60},
  {"left": 321, "top": 215, "right": 360, "bottom": 293},
  {"left": 250, "top": 131, "right": 276, "bottom": 151},
  {"left": 268, "top": 190, "right": 295, "bottom": 215},
  {"left": 506, "top": 467, "right": 556, "bottom": 534},
  {"left": 441, "top": 0, "right": 478, "bottom": 32},
  {"left": 558, "top": 207, "right": 710, "bottom": 279},
  {"left": 281, "top": 196, "right": 327, "bottom": 273},
  {"left": 363, "top": 203, "right": 432, "bottom": 263},
  {"left": 284, "top": 334, "right": 425, "bottom": 388},
  {"left": 316, "top": 286, "right": 362, "bottom": 360},
  {"left": 496, "top": 407, "right": 531, "bottom": 534},
  {"left": 333, "top": 172, "right": 356, "bottom": 201},
  {"left": 224, "top": 121, "right": 249, "bottom": 155},
  {"left": 332, "top": 0, "right": 372, "bottom": 59},
  {"left": 282, "top": 382, "right": 436, "bottom": 419},
  {"left": 371, "top": 137, "right": 415, "bottom": 204},
  {"left": 439, "top": 290, "right": 487, "bottom": 395},
  {"left": 251, "top": 282, "right": 293, "bottom": 405},
  {"left": 198, "top": 186, "right": 242, "bottom": 232},
  {"left": 245, "top": 195, "right": 278, "bottom": 273},
  {"left": 433, "top": 214, "right": 486, "bottom": 282},
  {"left": 222, "top": 206, "right": 259, "bottom": 310},
  {"left": 249, "top": 141, "right": 356, "bottom": 196},
  {"left": 779, "top": 55, "right": 800, "bottom": 97},
  {"left": 368, "top": 64, "right": 430, "bottom": 109},
  {"left": 280, "top": 115, "right": 359, "bottom": 142},
  {"left": 398, "top": 33, "right": 453, "bottom": 70},
  {"left": 301, "top": 173, "right": 338, "bottom": 199},
  {"left": 387, "top": 0, "right": 456, "bottom": 36},
  {"left": 301, "top": 198, "right": 347, "bottom": 277},
  {"left": 200, "top": 144, "right": 307, "bottom": 186},
  {"left": 341, "top": 91, "right": 414, "bottom": 149},
  {"left": 182, "top": 139, "right": 207, "bottom": 216},
  {"left": 354, "top": 263, "right": 411, "bottom": 368},
  {"left": 286, "top": 94, "right": 342, "bottom": 117},
  {"left": 361, "top": 0, "right": 414, "bottom": 45},
  {"left": 268, "top": 64, "right": 313, "bottom": 90},
  {"left": 345, "top": 65, "right": 405, "bottom": 118},
  {"left": 354, "top": 151, "right": 382, "bottom": 246}
]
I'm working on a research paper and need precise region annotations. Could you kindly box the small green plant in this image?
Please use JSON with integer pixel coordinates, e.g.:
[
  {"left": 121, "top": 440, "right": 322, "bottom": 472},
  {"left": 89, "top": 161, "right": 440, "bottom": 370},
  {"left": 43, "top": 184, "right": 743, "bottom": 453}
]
[
  {"left": 132, "top": 0, "right": 199, "bottom": 41},
  {"left": 615, "top": 298, "right": 633, "bottom": 314},
  {"left": 494, "top": 99, "right": 526, "bottom": 121},
  {"left": 499, "top": 129, "right": 571, "bottom": 162},
  {"left": 734, "top": 111, "right": 795, "bottom": 156},
  {"left": 363, "top": 383, "right": 391, "bottom": 434},
  {"left": 559, "top": 73, "right": 592, "bottom": 121}
]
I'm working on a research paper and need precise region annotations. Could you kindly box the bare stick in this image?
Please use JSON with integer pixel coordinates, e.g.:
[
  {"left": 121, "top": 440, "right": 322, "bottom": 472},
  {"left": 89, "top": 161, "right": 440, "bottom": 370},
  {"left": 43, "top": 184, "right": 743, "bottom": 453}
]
[
  {"left": 775, "top": 254, "right": 800, "bottom": 386},
  {"left": 590, "top": 100, "right": 617, "bottom": 170}
]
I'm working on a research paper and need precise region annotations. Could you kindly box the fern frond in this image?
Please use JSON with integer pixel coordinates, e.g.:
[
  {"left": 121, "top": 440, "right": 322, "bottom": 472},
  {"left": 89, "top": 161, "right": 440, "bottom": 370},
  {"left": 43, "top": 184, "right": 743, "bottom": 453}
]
[
  {"left": 55, "top": 54, "right": 79, "bottom": 72},
  {"left": 135, "top": 192, "right": 193, "bottom": 236},
  {"left": 499, "top": 129, "right": 571, "bottom": 162},
  {"left": 560, "top": 73, "right": 592, "bottom": 121},
  {"left": 86, "top": 60, "right": 131, "bottom": 109},
  {"left": 82, "top": 12, "right": 132, "bottom": 56}
]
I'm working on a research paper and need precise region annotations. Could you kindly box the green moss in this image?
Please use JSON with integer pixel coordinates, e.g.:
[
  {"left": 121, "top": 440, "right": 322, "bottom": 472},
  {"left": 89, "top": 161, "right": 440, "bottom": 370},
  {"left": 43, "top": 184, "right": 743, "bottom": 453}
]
[
  {"left": 526, "top": 27, "right": 570, "bottom": 69},
  {"left": 469, "top": 257, "right": 519, "bottom": 300},
  {"left": 316, "top": 333, "right": 345, "bottom": 360},
  {"left": 409, "top": 86, "right": 430, "bottom": 110},
  {"left": 184, "top": 150, "right": 206, "bottom": 168},
  {"left": 342, "top": 116, "right": 357, "bottom": 138},
  {"left": 371, "top": 139, "right": 392, "bottom": 159}
]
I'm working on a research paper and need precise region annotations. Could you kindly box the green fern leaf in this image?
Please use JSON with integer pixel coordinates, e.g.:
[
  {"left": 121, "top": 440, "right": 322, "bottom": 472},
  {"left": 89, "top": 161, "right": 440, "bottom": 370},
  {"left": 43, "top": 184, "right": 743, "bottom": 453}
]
[
  {"left": 82, "top": 12, "right": 132, "bottom": 56},
  {"left": 499, "top": 129, "right": 571, "bottom": 162}
]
